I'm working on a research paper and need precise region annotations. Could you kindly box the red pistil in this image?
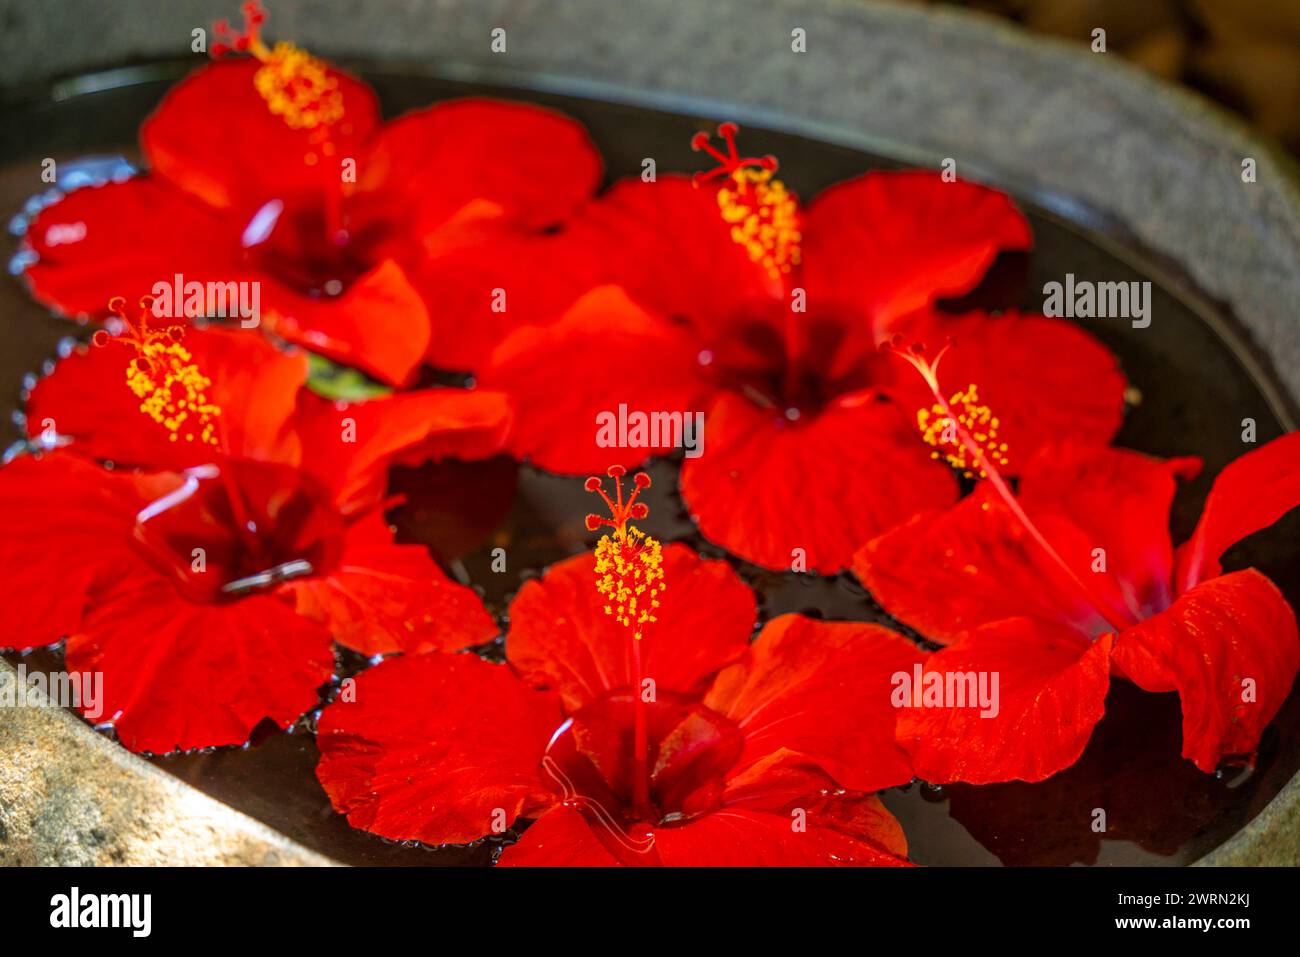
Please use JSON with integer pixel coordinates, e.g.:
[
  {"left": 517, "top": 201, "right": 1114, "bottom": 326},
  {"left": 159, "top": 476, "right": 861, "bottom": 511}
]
[
  {"left": 692, "top": 123, "right": 805, "bottom": 397},
  {"left": 94, "top": 295, "right": 183, "bottom": 368},
  {"left": 584, "top": 464, "right": 651, "bottom": 539},
  {"left": 585, "top": 465, "right": 663, "bottom": 822},
  {"left": 690, "top": 122, "right": 778, "bottom": 186},
  {"left": 888, "top": 337, "right": 1137, "bottom": 634},
  {"left": 210, "top": 1, "right": 267, "bottom": 58}
]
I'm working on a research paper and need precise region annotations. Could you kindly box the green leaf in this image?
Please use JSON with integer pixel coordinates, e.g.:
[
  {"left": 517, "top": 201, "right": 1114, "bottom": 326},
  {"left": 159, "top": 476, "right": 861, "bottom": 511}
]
[{"left": 304, "top": 353, "right": 392, "bottom": 401}]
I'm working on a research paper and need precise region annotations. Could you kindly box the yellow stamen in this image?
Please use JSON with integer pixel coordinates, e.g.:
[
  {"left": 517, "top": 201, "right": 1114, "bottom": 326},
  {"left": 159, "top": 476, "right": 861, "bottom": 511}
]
[
  {"left": 917, "top": 382, "right": 1010, "bottom": 479},
  {"left": 250, "top": 40, "right": 344, "bottom": 131},
  {"left": 717, "top": 167, "right": 802, "bottom": 279},
  {"left": 585, "top": 468, "right": 665, "bottom": 638},
  {"left": 212, "top": 3, "right": 343, "bottom": 134},
  {"left": 594, "top": 527, "right": 665, "bottom": 631},
  {"left": 100, "top": 298, "right": 221, "bottom": 447}
]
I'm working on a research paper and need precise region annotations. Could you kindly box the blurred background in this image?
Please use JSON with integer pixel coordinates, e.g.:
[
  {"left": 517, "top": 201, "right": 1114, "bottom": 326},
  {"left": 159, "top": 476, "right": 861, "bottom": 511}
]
[
  {"left": 920, "top": 0, "right": 1300, "bottom": 155},
  {"left": 1, "top": 0, "right": 1296, "bottom": 157}
]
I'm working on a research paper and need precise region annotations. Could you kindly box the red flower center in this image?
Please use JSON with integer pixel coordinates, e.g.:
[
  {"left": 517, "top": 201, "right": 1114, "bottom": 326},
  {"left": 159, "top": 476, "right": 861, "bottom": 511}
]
[
  {"left": 699, "top": 310, "right": 886, "bottom": 418},
  {"left": 130, "top": 458, "right": 346, "bottom": 603},
  {"left": 542, "top": 690, "right": 743, "bottom": 838},
  {"left": 240, "top": 197, "right": 384, "bottom": 296}
]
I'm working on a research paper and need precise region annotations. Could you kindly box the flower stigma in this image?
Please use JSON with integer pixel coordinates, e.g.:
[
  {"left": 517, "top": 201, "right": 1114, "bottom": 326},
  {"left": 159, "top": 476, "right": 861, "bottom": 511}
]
[{"left": 692, "top": 122, "right": 802, "bottom": 280}]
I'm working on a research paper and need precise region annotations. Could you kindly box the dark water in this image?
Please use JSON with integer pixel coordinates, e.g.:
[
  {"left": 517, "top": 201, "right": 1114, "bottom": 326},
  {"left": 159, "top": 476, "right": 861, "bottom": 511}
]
[{"left": 1, "top": 61, "right": 1297, "bottom": 866}]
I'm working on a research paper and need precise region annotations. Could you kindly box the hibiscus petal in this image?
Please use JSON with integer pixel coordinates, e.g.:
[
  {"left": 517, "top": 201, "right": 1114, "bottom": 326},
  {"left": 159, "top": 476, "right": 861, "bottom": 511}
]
[
  {"left": 884, "top": 311, "right": 1127, "bottom": 467},
  {"left": 315, "top": 653, "right": 562, "bottom": 844},
  {"left": 566, "top": 176, "right": 781, "bottom": 328},
  {"left": 507, "top": 543, "right": 756, "bottom": 712},
  {"left": 1112, "top": 569, "right": 1299, "bottom": 773},
  {"left": 67, "top": 570, "right": 334, "bottom": 753},
  {"left": 1017, "top": 443, "right": 1200, "bottom": 618},
  {"left": 0, "top": 453, "right": 143, "bottom": 651},
  {"left": 283, "top": 511, "right": 497, "bottom": 655},
  {"left": 721, "top": 750, "right": 910, "bottom": 857},
  {"left": 896, "top": 618, "right": 1113, "bottom": 784},
  {"left": 141, "top": 59, "right": 379, "bottom": 220},
  {"left": 855, "top": 483, "right": 1126, "bottom": 642},
  {"left": 411, "top": 229, "right": 602, "bottom": 373},
  {"left": 353, "top": 98, "right": 601, "bottom": 240},
  {"left": 480, "top": 285, "right": 712, "bottom": 474},
  {"left": 680, "top": 390, "right": 957, "bottom": 573},
  {"left": 649, "top": 808, "right": 910, "bottom": 866},
  {"left": 801, "top": 171, "right": 1032, "bottom": 331},
  {"left": 28, "top": 326, "right": 307, "bottom": 470},
  {"left": 705, "top": 615, "right": 922, "bottom": 792},
  {"left": 1174, "top": 431, "right": 1300, "bottom": 590},
  {"left": 497, "top": 805, "right": 623, "bottom": 867},
  {"left": 20, "top": 177, "right": 240, "bottom": 320},
  {"left": 293, "top": 386, "right": 511, "bottom": 515},
  {"left": 266, "top": 259, "right": 431, "bottom": 387}
]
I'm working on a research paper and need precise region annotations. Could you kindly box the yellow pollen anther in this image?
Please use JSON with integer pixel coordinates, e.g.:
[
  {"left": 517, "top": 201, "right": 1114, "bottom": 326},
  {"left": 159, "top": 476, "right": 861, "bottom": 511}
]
[
  {"left": 594, "top": 528, "right": 665, "bottom": 632},
  {"left": 250, "top": 41, "right": 344, "bottom": 131},
  {"left": 916, "top": 382, "right": 1010, "bottom": 479},
  {"left": 585, "top": 468, "right": 665, "bottom": 637},
  {"left": 212, "top": 3, "right": 343, "bottom": 134},
  {"left": 717, "top": 168, "right": 802, "bottom": 279},
  {"left": 99, "top": 298, "right": 222, "bottom": 447}
]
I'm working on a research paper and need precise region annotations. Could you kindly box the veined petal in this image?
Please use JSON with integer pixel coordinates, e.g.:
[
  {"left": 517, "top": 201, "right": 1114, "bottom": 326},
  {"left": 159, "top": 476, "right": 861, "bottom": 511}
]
[
  {"left": 480, "top": 285, "right": 712, "bottom": 475},
  {"left": 315, "top": 652, "right": 562, "bottom": 844},
  {"left": 705, "top": 615, "right": 923, "bottom": 792},
  {"left": 1113, "top": 569, "right": 1299, "bottom": 773},
  {"left": 896, "top": 618, "right": 1113, "bottom": 784},
  {"left": 67, "top": 570, "right": 333, "bottom": 753},
  {"left": 682, "top": 389, "right": 957, "bottom": 573},
  {"left": 506, "top": 544, "right": 756, "bottom": 712},
  {"left": 282, "top": 511, "right": 497, "bottom": 655},
  {"left": 142, "top": 58, "right": 379, "bottom": 220},
  {"left": 802, "top": 171, "right": 1031, "bottom": 332},
  {"left": 1175, "top": 431, "right": 1300, "bottom": 591},
  {"left": 20, "top": 177, "right": 241, "bottom": 321}
]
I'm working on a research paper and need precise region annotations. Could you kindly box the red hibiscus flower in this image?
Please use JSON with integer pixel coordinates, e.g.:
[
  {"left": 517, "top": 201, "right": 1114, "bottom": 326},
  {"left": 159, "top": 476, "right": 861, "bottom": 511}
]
[
  {"left": 316, "top": 469, "right": 923, "bottom": 865},
  {"left": 16, "top": 1, "right": 601, "bottom": 386},
  {"left": 478, "top": 124, "right": 1126, "bottom": 573},
  {"left": 854, "top": 342, "right": 1300, "bottom": 782},
  {"left": 0, "top": 306, "right": 510, "bottom": 753}
]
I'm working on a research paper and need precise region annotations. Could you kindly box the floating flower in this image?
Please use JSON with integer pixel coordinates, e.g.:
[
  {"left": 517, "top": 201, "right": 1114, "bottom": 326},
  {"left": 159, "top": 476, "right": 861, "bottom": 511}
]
[
  {"left": 315, "top": 470, "right": 924, "bottom": 865},
  {"left": 17, "top": 1, "right": 602, "bottom": 385},
  {"left": 853, "top": 341, "right": 1300, "bottom": 781},
  {"left": 479, "top": 124, "right": 1126, "bottom": 572},
  {"left": 0, "top": 310, "right": 511, "bottom": 752}
]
